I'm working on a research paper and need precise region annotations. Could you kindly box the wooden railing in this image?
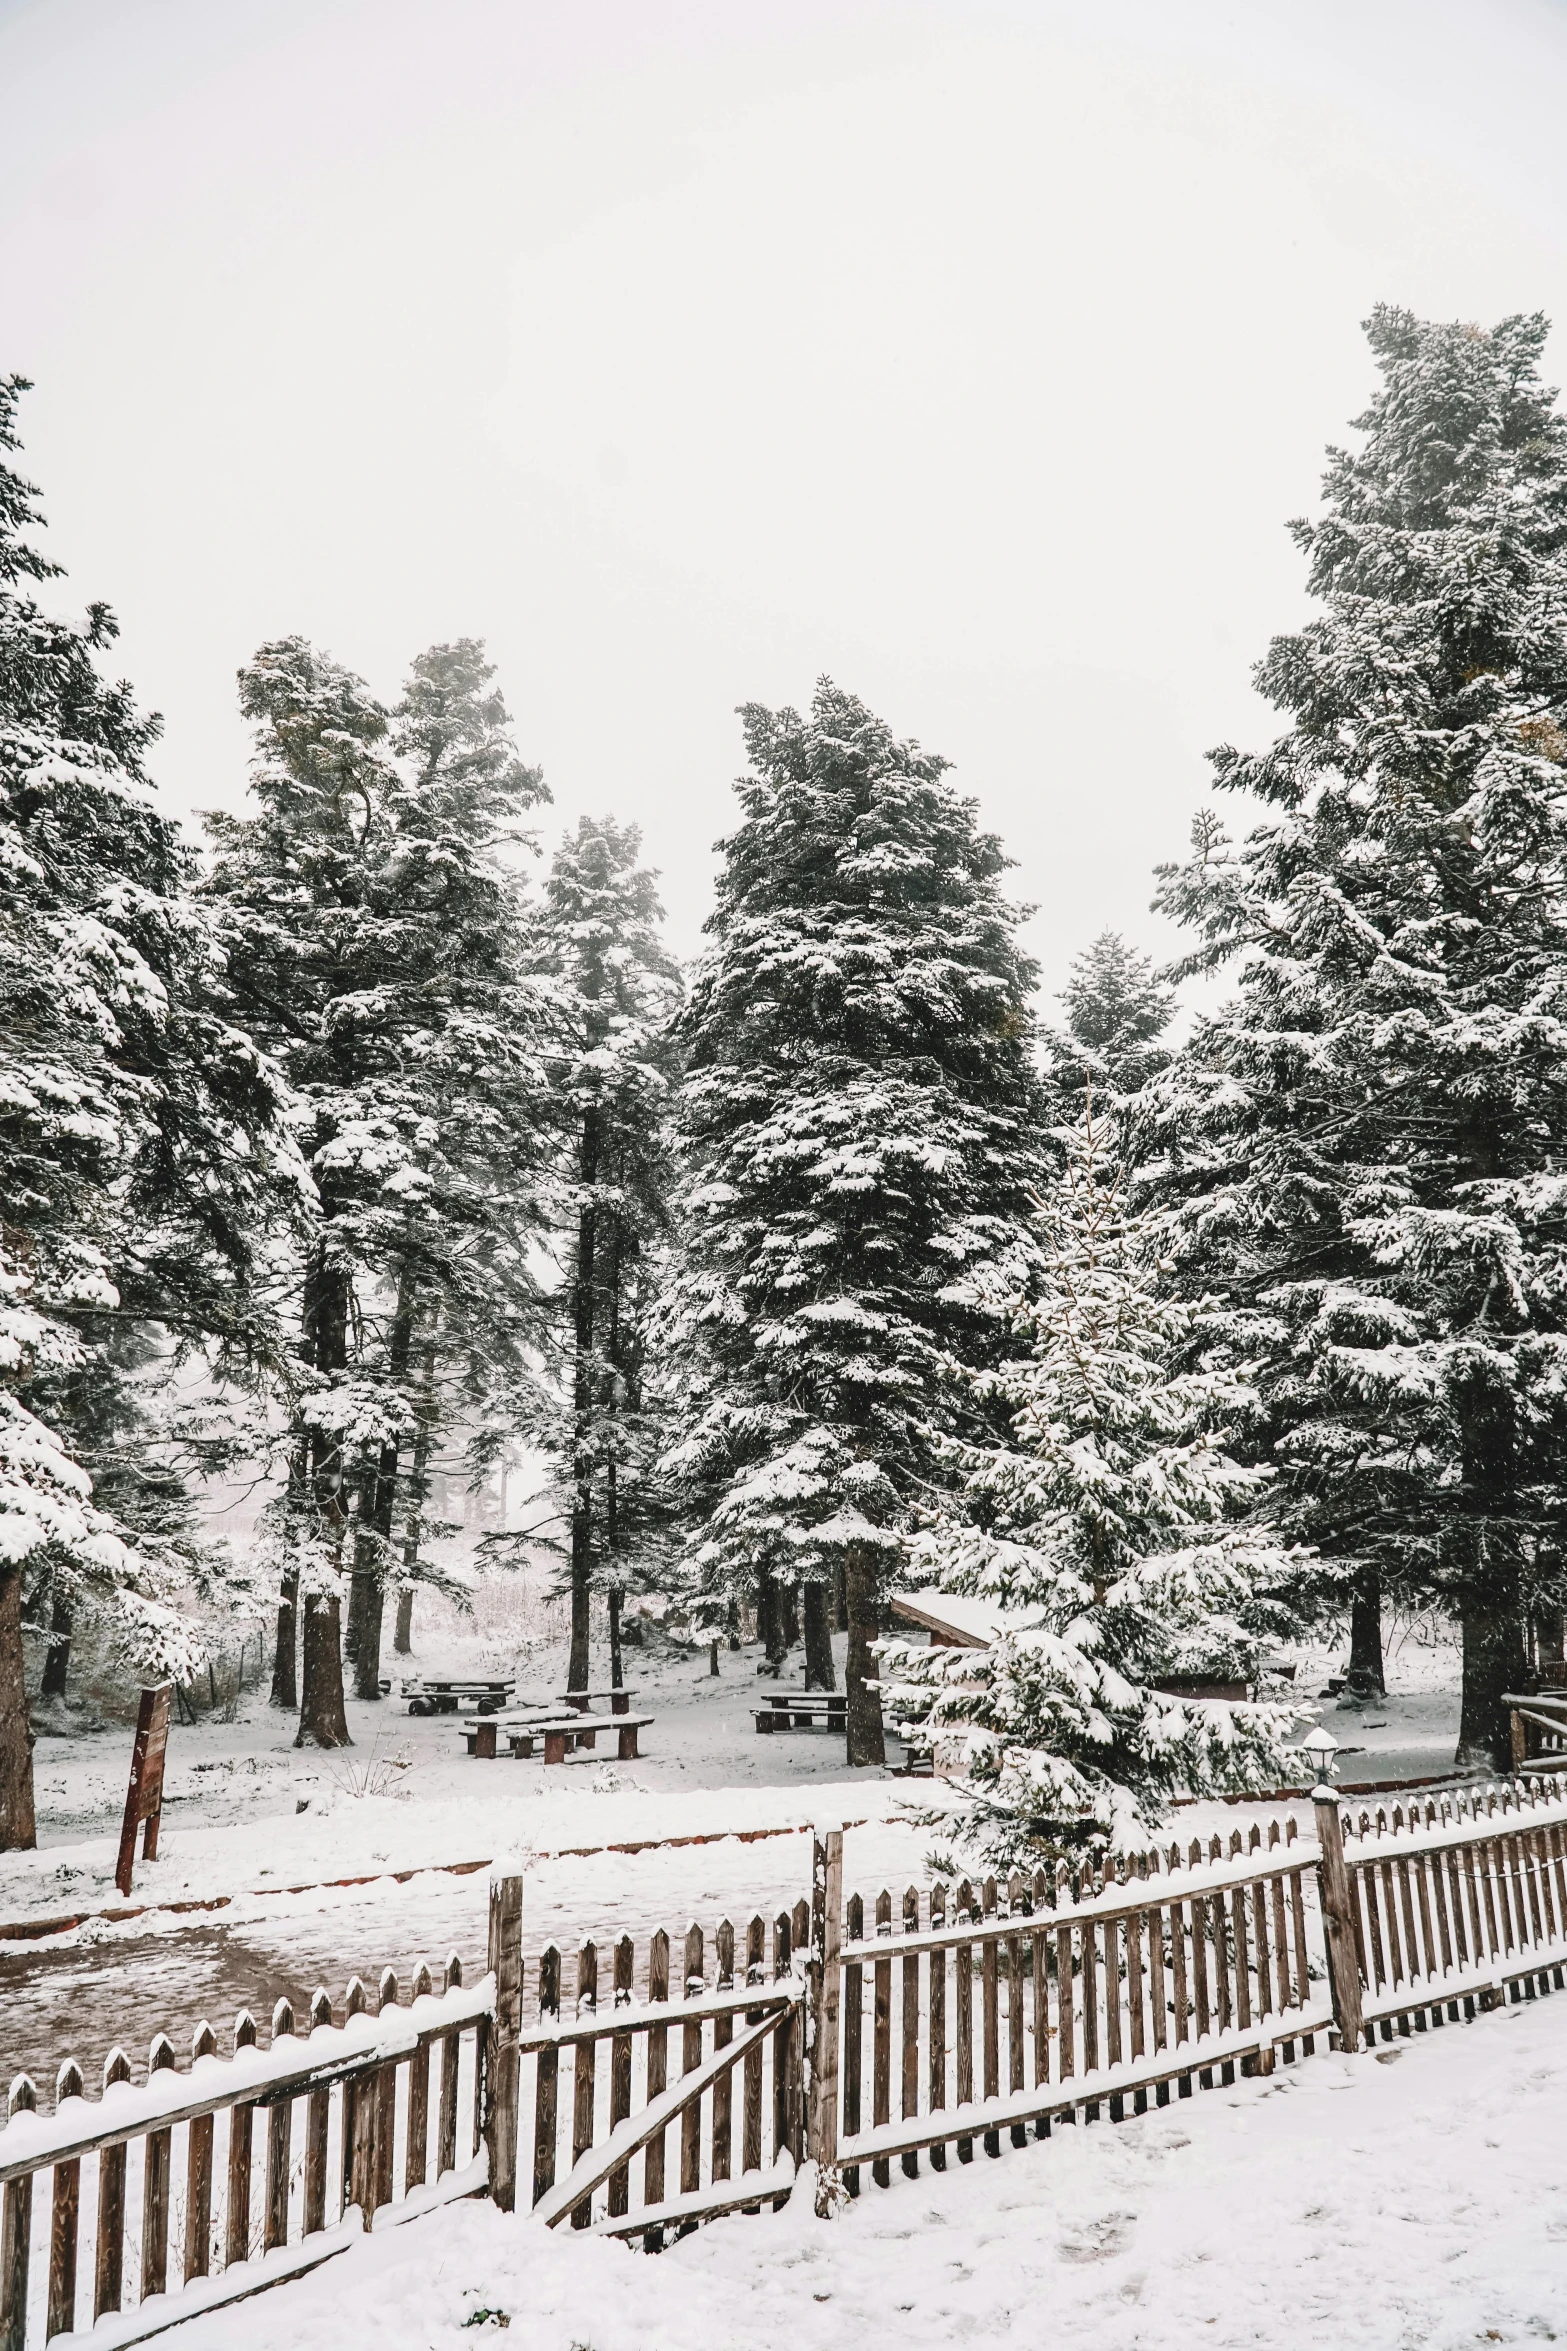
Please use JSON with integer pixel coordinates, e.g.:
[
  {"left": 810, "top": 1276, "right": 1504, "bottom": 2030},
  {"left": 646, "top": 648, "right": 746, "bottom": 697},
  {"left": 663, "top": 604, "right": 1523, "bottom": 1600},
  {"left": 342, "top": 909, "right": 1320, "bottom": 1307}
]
[
  {"left": 0, "top": 1948, "right": 492, "bottom": 2350},
  {"left": 1321, "top": 1779, "right": 1567, "bottom": 2045},
  {"left": 825, "top": 1818, "right": 1327, "bottom": 2185},
  {"left": 1506, "top": 1687, "right": 1567, "bottom": 1779},
  {"left": 6, "top": 1777, "right": 1567, "bottom": 2332}
]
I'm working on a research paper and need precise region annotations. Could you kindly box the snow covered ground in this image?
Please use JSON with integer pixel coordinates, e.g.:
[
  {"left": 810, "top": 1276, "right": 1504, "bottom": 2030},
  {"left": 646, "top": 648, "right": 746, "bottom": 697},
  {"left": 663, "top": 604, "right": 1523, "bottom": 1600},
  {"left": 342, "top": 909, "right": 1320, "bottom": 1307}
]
[
  {"left": 8, "top": 1627, "right": 916, "bottom": 1924},
  {"left": 168, "top": 1987, "right": 1567, "bottom": 2351},
  {"left": 0, "top": 1607, "right": 1466, "bottom": 2093},
  {"left": 0, "top": 1627, "right": 943, "bottom": 2088}
]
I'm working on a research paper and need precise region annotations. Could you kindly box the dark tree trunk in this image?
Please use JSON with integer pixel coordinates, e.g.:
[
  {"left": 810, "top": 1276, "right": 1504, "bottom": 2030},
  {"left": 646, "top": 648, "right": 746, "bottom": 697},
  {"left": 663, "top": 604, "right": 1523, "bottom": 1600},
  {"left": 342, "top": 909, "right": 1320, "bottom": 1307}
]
[
  {"left": 727, "top": 1596, "right": 741, "bottom": 1653},
  {"left": 1452, "top": 1363, "right": 1525, "bottom": 1771},
  {"left": 40, "top": 1597, "right": 71, "bottom": 1700},
  {"left": 350, "top": 1437, "right": 399, "bottom": 1701},
  {"left": 603, "top": 1258, "right": 626, "bottom": 1699},
  {"left": 567, "top": 1527, "right": 593, "bottom": 1690},
  {"left": 844, "top": 1550, "right": 885, "bottom": 1767},
  {"left": 297, "top": 1234, "right": 352, "bottom": 1747},
  {"left": 803, "top": 1580, "right": 836, "bottom": 1690},
  {"left": 1347, "top": 1570, "right": 1385, "bottom": 1696},
  {"left": 296, "top": 1595, "right": 352, "bottom": 1748},
  {"left": 272, "top": 1567, "right": 298, "bottom": 1709},
  {"left": 608, "top": 1588, "right": 624, "bottom": 1691},
  {"left": 1459, "top": 1594, "right": 1527, "bottom": 1772},
  {"left": 392, "top": 1340, "right": 438, "bottom": 1664},
  {"left": 568, "top": 1109, "right": 599, "bottom": 1695},
  {"left": 1449, "top": 1133, "right": 1526, "bottom": 1772},
  {"left": 780, "top": 1580, "right": 800, "bottom": 1653},
  {"left": 272, "top": 1435, "right": 309, "bottom": 1710},
  {"left": 349, "top": 1275, "right": 415, "bottom": 1703},
  {"left": 344, "top": 1550, "right": 367, "bottom": 1683},
  {"left": 835, "top": 1559, "right": 849, "bottom": 1634},
  {"left": 0, "top": 1571, "right": 36, "bottom": 1850},
  {"left": 756, "top": 1565, "right": 786, "bottom": 1675}
]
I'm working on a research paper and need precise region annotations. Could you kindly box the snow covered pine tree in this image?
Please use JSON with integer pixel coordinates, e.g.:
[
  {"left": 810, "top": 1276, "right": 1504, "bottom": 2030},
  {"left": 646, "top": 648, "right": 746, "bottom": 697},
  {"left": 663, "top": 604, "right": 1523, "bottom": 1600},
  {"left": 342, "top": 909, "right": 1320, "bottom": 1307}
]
[
  {"left": 1153, "top": 308, "right": 1567, "bottom": 1769},
  {"left": 0, "top": 377, "right": 302, "bottom": 1842},
  {"left": 534, "top": 817, "right": 680, "bottom": 1695},
  {"left": 204, "top": 638, "right": 550, "bottom": 1742},
  {"left": 880, "top": 1103, "right": 1300, "bottom": 1866},
  {"left": 666, "top": 682, "right": 1045, "bottom": 1763},
  {"left": 1043, "top": 930, "right": 1173, "bottom": 1123}
]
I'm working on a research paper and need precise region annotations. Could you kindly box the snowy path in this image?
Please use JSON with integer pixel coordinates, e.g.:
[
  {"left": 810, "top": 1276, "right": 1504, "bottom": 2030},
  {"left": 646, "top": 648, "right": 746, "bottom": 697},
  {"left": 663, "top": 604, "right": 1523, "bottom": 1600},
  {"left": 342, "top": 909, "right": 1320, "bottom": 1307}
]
[
  {"left": 166, "top": 1989, "right": 1567, "bottom": 2350},
  {"left": 0, "top": 1815, "right": 929, "bottom": 2090}
]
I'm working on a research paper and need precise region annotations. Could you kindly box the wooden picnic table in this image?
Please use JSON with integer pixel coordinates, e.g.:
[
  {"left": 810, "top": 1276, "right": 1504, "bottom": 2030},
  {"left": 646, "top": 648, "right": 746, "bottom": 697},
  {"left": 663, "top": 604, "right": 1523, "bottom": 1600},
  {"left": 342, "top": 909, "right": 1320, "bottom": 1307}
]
[
  {"left": 461, "top": 1710, "right": 654, "bottom": 1764},
  {"left": 402, "top": 1675, "right": 516, "bottom": 1717},
  {"left": 753, "top": 1688, "right": 846, "bottom": 1732},
  {"left": 552, "top": 1687, "right": 637, "bottom": 1716}
]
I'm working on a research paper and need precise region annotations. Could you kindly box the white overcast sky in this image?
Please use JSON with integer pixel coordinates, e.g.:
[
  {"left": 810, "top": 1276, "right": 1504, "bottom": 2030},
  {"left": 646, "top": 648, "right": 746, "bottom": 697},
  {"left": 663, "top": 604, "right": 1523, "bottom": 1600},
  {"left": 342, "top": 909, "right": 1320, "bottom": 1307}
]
[{"left": 5, "top": 0, "right": 1567, "bottom": 997}]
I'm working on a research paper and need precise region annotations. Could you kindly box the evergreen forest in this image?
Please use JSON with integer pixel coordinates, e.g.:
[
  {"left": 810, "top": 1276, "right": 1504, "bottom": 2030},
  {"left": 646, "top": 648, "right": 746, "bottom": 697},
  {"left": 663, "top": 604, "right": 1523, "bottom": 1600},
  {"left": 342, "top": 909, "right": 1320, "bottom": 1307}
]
[{"left": 8, "top": 304, "right": 1567, "bottom": 1859}]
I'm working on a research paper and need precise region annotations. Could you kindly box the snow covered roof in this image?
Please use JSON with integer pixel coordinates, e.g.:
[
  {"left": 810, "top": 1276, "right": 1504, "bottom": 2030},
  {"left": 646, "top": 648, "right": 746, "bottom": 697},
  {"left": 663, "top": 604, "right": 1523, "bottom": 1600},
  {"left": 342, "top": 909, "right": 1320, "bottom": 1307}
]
[{"left": 888, "top": 1590, "right": 1023, "bottom": 1650}]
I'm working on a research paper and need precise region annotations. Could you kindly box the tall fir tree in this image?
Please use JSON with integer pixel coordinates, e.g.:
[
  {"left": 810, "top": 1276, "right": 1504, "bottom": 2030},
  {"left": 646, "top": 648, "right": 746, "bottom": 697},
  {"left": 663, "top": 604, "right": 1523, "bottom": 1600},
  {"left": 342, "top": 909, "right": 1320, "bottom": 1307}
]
[
  {"left": 534, "top": 816, "right": 681, "bottom": 1691},
  {"left": 881, "top": 1103, "right": 1300, "bottom": 1864},
  {"left": 204, "top": 636, "right": 549, "bottom": 1742},
  {"left": 0, "top": 377, "right": 302, "bottom": 1842},
  {"left": 1045, "top": 930, "right": 1173, "bottom": 1113},
  {"left": 1151, "top": 307, "right": 1567, "bottom": 1768},
  {"left": 665, "top": 681, "right": 1047, "bottom": 1762}
]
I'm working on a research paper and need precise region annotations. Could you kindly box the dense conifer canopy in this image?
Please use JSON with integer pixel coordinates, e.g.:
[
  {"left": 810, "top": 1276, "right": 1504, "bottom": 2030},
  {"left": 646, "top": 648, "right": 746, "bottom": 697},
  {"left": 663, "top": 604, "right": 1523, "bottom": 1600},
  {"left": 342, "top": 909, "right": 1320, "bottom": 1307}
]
[
  {"left": 664, "top": 680, "right": 1047, "bottom": 1724},
  {"left": 1152, "top": 308, "right": 1567, "bottom": 1763}
]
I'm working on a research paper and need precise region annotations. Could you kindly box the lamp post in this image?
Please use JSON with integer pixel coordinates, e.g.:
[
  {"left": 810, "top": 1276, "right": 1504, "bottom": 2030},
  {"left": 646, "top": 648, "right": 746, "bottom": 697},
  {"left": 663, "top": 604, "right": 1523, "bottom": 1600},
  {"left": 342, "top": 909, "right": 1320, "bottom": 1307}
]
[{"left": 1301, "top": 1723, "right": 1339, "bottom": 1791}]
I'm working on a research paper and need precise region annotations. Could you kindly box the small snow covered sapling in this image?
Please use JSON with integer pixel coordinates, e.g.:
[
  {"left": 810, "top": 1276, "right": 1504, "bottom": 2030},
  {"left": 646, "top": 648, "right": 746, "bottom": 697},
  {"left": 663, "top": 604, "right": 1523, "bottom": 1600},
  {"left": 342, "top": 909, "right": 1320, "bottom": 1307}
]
[{"left": 879, "top": 1102, "right": 1303, "bottom": 1867}]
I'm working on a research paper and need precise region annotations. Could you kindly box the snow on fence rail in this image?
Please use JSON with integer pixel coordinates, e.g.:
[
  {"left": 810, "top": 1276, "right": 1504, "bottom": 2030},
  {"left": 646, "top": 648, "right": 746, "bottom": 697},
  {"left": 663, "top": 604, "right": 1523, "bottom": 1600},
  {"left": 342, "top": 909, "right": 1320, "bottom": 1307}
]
[
  {"left": 831, "top": 1818, "right": 1328, "bottom": 2186},
  {"left": 1326, "top": 1779, "right": 1567, "bottom": 2042},
  {"left": 0, "top": 1949, "right": 493, "bottom": 2350},
  {"left": 5, "top": 1776, "right": 1567, "bottom": 2343}
]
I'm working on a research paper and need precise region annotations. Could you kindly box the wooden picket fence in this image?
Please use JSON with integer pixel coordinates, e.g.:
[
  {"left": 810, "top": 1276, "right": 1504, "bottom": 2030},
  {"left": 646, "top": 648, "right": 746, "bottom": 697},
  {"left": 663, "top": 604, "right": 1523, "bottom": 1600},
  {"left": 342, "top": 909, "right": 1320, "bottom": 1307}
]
[
  {"left": 5, "top": 1774, "right": 1567, "bottom": 2344},
  {"left": 829, "top": 1817, "right": 1326, "bottom": 2186},
  {"left": 1321, "top": 1781, "right": 1567, "bottom": 2045},
  {"left": 0, "top": 1957, "right": 492, "bottom": 2351}
]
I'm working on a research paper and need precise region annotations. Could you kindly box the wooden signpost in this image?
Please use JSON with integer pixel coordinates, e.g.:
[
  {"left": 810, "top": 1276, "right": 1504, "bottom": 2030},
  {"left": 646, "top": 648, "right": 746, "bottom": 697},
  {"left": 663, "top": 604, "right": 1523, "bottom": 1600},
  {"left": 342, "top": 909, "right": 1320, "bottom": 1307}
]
[{"left": 115, "top": 1685, "right": 172, "bottom": 1899}]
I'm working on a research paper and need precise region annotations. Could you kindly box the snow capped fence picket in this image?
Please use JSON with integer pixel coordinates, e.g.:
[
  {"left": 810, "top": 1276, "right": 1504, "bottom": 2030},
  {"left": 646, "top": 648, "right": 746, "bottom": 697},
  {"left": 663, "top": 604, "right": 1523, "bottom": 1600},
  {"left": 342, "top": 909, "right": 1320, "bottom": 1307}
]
[
  {"left": 833, "top": 1819, "right": 1328, "bottom": 2186},
  {"left": 6, "top": 1785, "right": 1567, "bottom": 2339},
  {"left": 1319, "top": 1777, "right": 1567, "bottom": 2047},
  {"left": 520, "top": 1899, "right": 811, "bottom": 2240},
  {"left": 0, "top": 1936, "right": 493, "bottom": 2348}
]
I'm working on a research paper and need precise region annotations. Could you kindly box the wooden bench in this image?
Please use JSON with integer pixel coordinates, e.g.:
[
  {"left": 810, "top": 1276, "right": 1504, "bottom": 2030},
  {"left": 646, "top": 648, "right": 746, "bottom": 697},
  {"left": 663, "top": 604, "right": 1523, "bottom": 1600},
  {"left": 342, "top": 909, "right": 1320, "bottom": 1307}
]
[
  {"left": 461, "top": 1712, "right": 653, "bottom": 1763},
  {"left": 753, "top": 1690, "right": 846, "bottom": 1733}
]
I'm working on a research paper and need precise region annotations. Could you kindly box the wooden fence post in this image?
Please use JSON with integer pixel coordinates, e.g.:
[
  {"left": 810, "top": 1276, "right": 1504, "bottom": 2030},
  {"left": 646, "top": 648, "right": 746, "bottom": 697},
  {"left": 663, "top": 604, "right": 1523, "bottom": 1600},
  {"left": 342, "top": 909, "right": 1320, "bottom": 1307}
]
[
  {"left": 1, "top": 2075, "right": 35, "bottom": 2351},
  {"left": 1313, "top": 1789, "right": 1364, "bottom": 2054},
  {"left": 484, "top": 1867, "right": 525, "bottom": 2212},
  {"left": 807, "top": 1829, "right": 844, "bottom": 2205}
]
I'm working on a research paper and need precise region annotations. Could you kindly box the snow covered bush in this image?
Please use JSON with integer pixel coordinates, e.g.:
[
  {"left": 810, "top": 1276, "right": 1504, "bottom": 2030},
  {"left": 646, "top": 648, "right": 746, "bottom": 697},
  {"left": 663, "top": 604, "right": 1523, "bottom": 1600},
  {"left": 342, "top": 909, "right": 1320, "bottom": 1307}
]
[{"left": 879, "top": 1103, "right": 1302, "bottom": 1865}]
